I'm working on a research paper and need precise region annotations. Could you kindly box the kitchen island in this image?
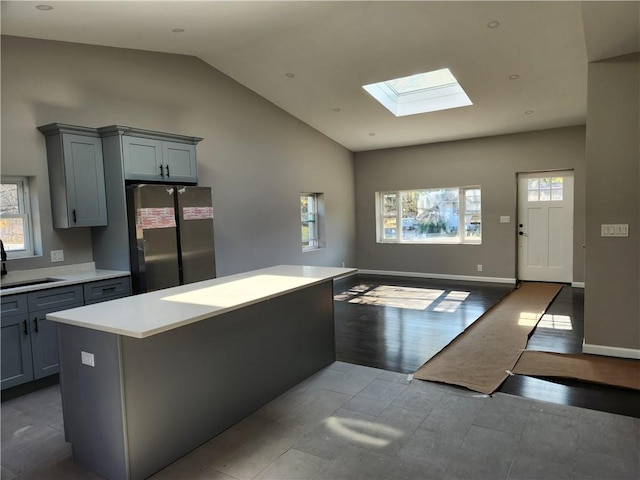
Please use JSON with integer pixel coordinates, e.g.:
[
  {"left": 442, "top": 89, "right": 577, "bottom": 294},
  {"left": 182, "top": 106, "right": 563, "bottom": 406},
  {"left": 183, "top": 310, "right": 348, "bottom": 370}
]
[{"left": 47, "top": 265, "right": 355, "bottom": 480}]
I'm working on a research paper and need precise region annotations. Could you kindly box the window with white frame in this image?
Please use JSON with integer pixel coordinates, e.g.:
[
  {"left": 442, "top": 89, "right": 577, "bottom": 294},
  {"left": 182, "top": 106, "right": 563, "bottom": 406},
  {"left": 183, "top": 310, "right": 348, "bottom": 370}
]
[
  {"left": 1, "top": 177, "right": 35, "bottom": 257},
  {"left": 301, "top": 193, "right": 323, "bottom": 251},
  {"left": 376, "top": 186, "right": 481, "bottom": 244}
]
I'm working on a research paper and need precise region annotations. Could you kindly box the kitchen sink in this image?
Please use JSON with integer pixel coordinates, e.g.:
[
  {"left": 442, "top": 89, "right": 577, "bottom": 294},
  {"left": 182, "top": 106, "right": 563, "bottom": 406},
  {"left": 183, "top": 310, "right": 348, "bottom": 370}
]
[{"left": 0, "top": 278, "right": 63, "bottom": 290}]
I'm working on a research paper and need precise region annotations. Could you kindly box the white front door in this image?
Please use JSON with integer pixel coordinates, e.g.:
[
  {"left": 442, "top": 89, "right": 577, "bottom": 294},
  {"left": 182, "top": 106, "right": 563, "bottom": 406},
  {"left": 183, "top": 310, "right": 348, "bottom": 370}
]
[{"left": 517, "top": 171, "right": 574, "bottom": 283}]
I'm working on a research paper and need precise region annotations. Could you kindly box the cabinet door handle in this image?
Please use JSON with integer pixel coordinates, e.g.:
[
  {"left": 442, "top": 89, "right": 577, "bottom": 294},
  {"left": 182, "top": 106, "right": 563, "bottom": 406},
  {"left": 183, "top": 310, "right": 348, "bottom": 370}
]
[
  {"left": 160, "top": 164, "right": 165, "bottom": 177},
  {"left": 72, "top": 209, "right": 77, "bottom": 223},
  {"left": 34, "top": 317, "right": 39, "bottom": 333},
  {"left": 165, "top": 165, "right": 170, "bottom": 177},
  {"left": 23, "top": 320, "right": 28, "bottom": 336},
  {"left": 102, "top": 286, "right": 117, "bottom": 293}
]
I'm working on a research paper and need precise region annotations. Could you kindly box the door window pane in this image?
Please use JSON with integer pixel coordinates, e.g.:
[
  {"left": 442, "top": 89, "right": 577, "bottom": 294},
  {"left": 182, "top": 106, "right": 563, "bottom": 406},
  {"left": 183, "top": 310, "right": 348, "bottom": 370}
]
[{"left": 527, "top": 176, "right": 563, "bottom": 202}]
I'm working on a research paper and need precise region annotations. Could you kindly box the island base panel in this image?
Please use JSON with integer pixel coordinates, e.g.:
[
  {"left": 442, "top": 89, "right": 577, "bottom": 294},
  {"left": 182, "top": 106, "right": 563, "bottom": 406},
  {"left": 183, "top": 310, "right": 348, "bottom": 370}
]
[
  {"left": 58, "top": 325, "right": 129, "bottom": 480},
  {"left": 59, "top": 280, "right": 335, "bottom": 480}
]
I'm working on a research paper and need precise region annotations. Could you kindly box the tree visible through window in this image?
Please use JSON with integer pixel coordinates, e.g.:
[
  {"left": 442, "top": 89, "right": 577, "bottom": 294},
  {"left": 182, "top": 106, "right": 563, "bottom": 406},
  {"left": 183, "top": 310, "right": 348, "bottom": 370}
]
[
  {"left": 377, "top": 186, "right": 481, "bottom": 244},
  {"left": 1, "top": 177, "right": 34, "bottom": 257}
]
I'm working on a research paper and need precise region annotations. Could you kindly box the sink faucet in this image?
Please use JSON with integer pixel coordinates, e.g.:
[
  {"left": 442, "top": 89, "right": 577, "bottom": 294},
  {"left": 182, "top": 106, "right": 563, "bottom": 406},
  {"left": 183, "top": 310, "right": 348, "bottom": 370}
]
[{"left": 1, "top": 240, "right": 7, "bottom": 276}]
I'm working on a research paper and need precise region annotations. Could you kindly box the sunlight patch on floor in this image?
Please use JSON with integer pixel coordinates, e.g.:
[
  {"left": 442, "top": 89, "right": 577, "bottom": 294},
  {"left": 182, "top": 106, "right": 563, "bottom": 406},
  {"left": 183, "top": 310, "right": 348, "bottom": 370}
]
[
  {"left": 325, "top": 416, "right": 404, "bottom": 448},
  {"left": 335, "top": 285, "right": 475, "bottom": 312}
]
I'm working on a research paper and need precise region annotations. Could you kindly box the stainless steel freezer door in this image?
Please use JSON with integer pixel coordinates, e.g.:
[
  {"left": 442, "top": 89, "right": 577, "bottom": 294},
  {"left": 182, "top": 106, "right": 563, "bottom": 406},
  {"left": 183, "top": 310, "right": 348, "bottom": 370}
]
[
  {"left": 176, "top": 186, "right": 216, "bottom": 284},
  {"left": 130, "top": 185, "right": 181, "bottom": 292}
]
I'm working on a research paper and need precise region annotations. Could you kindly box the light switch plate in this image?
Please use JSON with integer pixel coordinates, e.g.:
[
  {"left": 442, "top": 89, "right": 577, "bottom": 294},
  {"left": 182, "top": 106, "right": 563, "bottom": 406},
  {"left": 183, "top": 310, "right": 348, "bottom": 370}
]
[
  {"left": 601, "top": 224, "right": 629, "bottom": 237},
  {"left": 500, "top": 216, "right": 511, "bottom": 223},
  {"left": 81, "top": 351, "right": 95, "bottom": 367}
]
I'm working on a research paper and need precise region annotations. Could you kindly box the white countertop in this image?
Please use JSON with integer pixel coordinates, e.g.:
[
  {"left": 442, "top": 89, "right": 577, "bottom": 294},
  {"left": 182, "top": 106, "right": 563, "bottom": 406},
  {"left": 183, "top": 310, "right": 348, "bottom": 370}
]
[
  {"left": 47, "top": 265, "right": 356, "bottom": 339},
  {"left": 0, "top": 263, "right": 130, "bottom": 295}
]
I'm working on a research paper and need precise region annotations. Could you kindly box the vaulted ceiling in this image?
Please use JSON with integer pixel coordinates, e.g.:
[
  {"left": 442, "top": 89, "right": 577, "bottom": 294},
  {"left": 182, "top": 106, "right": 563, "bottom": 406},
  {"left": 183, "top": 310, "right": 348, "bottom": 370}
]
[{"left": 2, "top": 1, "right": 638, "bottom": 151}]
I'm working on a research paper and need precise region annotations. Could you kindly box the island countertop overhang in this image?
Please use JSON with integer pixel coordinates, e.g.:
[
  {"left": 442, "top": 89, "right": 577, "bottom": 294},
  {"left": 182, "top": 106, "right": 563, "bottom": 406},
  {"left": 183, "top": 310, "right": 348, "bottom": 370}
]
[{"left": 46, "top": 265, "right": 356, "bottom": 338}]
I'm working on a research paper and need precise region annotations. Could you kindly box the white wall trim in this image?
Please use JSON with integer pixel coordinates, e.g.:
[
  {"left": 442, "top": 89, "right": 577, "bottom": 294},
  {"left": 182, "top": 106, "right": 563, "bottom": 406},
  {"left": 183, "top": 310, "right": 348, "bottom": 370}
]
[
  {"left": 358, "top": 269, "right": 517, "bottom": 284},
  {"left": 582, "top": 341, "right": 640, "bottom": 360},
  {"left": 571, "top": 282, "right": 585, "bottom": 288}
]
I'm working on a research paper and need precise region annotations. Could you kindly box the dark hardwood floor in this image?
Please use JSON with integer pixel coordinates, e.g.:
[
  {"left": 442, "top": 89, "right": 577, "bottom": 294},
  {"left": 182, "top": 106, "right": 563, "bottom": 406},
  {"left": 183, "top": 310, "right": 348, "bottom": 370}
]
[{"left": 333, "top": 274, "right": 640, "bottom": 418}]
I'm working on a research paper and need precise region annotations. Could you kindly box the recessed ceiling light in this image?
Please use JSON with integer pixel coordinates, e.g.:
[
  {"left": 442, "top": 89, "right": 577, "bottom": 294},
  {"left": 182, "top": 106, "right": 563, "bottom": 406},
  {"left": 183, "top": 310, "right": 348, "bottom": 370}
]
[
  {"left": 172, "top": 28, "right": 185, "bottom": 33},
  {"left": 525, "top": 110, "right": 534, "bottom": 115},
  {"left": 487, "top": 21, "right": 500, "bottom": 29},
  {"left": 363, "top": 68, "right": 472, "bottom": 117},
  {"left": 508, "top": 74, "right": 520, "bottom": 80},
  {"left": 333, "top": 108, "right": 341, "bottom": 112},
  {"left": 35, "top": 4, "right": 53, "bottom": 10},
  {"left": 285, "top": 72, "right": 295, "bottom": 78},
  {"left": 368, "top": 133, "right": 376, "bottom": 136}
]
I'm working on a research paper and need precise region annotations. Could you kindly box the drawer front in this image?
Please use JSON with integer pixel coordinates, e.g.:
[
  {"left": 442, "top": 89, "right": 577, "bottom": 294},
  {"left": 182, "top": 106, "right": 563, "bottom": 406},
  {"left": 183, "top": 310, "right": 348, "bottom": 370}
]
[
  {"left": 27, "top": 285, "right": 84, "bottom": 313},
  {"left": 83, "top": 276, "right": 131, "bottom": 305},
  {"left": 1, "top": 294, "right": 28, "bottom": 316}
]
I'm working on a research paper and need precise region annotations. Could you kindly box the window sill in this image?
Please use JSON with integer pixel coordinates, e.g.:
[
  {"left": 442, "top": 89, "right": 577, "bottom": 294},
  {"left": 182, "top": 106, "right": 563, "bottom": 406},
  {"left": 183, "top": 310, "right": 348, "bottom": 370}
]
[
  {"left": 302, "top": 247, "right": 325, "bottom": 253},
  {"left": 5, "top": 252, "right": 38, "bottom": 260},
  {"left": 377, "top": 240, "right": 482, "bottom": 246}
]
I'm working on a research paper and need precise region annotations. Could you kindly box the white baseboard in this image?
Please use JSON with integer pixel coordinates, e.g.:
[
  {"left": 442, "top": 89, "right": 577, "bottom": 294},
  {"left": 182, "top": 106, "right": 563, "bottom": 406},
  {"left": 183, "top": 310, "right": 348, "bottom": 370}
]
[
  {"left": 582, "top": 341, "right": 640, "bottom": 359},
  {"left": 571, "top": 282, "right": 585, "bottom": 288},
  {"left": 357, "top": 269, "right": 517, "bottom": 285}
]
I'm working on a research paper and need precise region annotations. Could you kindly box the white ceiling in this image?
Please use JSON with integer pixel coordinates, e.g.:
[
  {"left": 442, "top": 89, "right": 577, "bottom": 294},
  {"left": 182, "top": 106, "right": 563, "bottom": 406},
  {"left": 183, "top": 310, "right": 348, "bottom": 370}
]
[{"left": 2, "top": 1, "right": 638, "bottom": 152}]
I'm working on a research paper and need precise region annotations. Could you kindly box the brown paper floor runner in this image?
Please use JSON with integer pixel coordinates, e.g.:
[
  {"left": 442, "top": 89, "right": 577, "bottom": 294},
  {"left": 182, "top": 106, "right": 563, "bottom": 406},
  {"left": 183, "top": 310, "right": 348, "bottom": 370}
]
[
  {"left": 513, "top": 350, "right": 640, "bottom": 391},
  {"left": 413, "top": 282, "right": 562, "bottom": 394}
]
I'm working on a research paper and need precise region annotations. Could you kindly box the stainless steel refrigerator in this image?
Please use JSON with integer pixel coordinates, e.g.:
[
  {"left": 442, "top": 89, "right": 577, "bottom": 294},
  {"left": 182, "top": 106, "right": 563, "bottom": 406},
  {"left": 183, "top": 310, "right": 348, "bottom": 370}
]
[{"left": 126, "top": 184, "right": 216, "bottom": 294}]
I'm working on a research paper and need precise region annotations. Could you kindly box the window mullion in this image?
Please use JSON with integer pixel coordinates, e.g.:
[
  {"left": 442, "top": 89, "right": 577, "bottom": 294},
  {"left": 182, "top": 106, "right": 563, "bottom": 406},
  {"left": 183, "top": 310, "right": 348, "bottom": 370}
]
[
  {"left": 397, "top": 191, "right": 402, "bottom": 242},
  {"left": 458, "top": 187, "right": 463, "bottom": 243}
]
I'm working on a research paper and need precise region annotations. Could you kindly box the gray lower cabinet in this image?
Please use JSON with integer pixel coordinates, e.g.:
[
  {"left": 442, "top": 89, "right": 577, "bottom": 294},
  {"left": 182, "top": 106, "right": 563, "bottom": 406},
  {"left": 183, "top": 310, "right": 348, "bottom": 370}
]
[
  {"left": 30, "top": 305, "right": 81, "bottom": 379},
  {"left": 83, "top": 277, "right": 131, "bottom": 305},
  {"left": 37, "top": 123, "right": 108, "bottom": 228},
  {"left": 0, "top": 276, "right": 131, "bottom": 390},
  {"left": 1, "top": 308, "right": 33, "bottom": 389}
]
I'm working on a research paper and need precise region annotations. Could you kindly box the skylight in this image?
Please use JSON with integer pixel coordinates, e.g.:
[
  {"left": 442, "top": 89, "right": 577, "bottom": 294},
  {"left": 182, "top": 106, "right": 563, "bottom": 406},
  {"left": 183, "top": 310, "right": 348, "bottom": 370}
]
[{"left": 363, "top": 68, "right": 472, "bottom": 117}]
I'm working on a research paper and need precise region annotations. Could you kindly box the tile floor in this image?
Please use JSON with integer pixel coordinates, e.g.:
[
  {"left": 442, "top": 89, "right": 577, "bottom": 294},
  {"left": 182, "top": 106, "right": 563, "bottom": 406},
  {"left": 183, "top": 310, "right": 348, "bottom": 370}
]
[{"left": 2, "top": 361, "right": 639, "bottom": 480}]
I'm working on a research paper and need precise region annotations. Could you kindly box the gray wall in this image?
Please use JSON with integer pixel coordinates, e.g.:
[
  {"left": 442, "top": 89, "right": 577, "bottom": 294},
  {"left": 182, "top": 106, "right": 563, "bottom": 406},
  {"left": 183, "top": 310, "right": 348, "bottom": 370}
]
[
  {"left": 0, "top": 36, "right": 356, "bottom": 276},
  {"left": 354, "top": 126, "right": 586, "bottom": 282},
  {"left": 584, "top": 53, "right": 639, "bottom": 351}
]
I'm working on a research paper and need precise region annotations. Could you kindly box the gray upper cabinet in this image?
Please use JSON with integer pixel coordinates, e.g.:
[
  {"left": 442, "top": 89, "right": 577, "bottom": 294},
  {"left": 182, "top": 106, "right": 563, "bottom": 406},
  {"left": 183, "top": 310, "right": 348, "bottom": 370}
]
[
  {"left": 162, "top": 141, "right": 198, "bottom": 183},
  {"left": 122, "top": 136, "right": 163, "bottom": 181},
  {"left": 38, "top": 123, "right": 108, "bottom": 228},
  {"left": 100, "top": 126, "right": 201, "bottom": 184}
]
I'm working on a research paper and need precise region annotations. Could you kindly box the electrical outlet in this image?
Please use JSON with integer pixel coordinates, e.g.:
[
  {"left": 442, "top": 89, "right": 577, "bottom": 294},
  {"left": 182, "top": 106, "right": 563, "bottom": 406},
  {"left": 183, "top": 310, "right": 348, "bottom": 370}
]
[
  {"left": 51, "top": 250, "right": 64, "bottom": 262},
  {"left": 477, "top": 264, "right": 483, "bottom": 272}
]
